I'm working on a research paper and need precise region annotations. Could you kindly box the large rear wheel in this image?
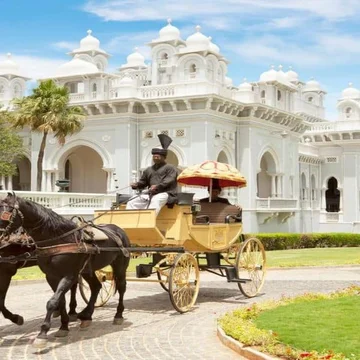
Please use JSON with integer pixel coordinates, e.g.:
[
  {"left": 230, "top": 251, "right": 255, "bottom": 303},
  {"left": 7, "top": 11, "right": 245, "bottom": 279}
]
[
  {"left": 236, "top": 237, "right": 266, "bottom": 298},
  {"left": 169, "top": 253, "right": 200, "bottom": 313},
  {"left": 79, "top": 266, "right": 116, "bottom": 307}
]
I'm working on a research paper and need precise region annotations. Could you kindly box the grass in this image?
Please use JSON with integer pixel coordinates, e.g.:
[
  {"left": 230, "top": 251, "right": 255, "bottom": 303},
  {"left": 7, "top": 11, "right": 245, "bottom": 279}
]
[
  {"left": 13, "top": 257, "right": 152, "bottom": 281},
  {"left": 13, "top": 247, "right": 360, "bottom": 281},
  {"left": 255, "top": 295, "right": 360, "bottom": 357}
]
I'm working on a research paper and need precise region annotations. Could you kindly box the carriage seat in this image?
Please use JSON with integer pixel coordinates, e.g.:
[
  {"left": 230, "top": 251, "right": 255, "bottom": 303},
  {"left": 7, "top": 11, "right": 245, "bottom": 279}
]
[{"left": 194, "top": 202, "right": 242, "bottom": 224}]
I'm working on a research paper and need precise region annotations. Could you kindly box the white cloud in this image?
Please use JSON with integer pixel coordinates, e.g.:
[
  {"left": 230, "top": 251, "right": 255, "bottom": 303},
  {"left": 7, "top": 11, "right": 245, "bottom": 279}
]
[
  {"left": 83, "top": 0, "right": 360, "bottom": 22},
  {"left": 223, "top": 31, "right": 360, "bottom": 68},
  {"left": 52, "top": 41, "right": 78, "bottom": 51},
  {"left": 0, "top": 54, "right": 64, "bottom": 80}
]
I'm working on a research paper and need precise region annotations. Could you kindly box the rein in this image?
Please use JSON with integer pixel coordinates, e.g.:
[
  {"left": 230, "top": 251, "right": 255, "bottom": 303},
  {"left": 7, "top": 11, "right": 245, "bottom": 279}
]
[{"left": 0, "top": 204, "right": 24, "bottom": 240}]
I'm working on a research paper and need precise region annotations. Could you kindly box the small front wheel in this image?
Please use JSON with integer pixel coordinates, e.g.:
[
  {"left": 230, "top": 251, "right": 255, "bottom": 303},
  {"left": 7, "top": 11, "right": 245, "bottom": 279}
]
[
  {"left": 236, "top": 237, "right": 266, "bottom": 298},
  {"left": 169, "top": 253, "right": 200, "bottom": 313}
]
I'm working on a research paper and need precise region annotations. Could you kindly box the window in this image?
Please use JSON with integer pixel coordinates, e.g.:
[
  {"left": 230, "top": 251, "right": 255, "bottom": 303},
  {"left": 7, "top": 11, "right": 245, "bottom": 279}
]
[
  {"left": 307, "top": 96, "right": 313, "bottom": 103},
  {"left": 277, "top": 90, "right": 282, "bottom": 101},
  {"left": 261, "top": 90, "right": 266, "bottom": 98},
  {"left": 13, "top": 84, "right": 21, "bottom": 98},
  {"left": 0, "top": 85, "right": 4, "bottom": 95},
  {"left": 190, "top": 64, "right": 196, "bottom": 73},
  {"left": 162, "top": 53, "right": 168, "bottom": 60},
  {"left": 175, "top": 129, "right": 185, "bottom": 137},
  {"left": 345, "top": 107, "right": 352, "bottom": 118},
  {"left": 92, "top": 83, "right": 97, "bottom": 92}
]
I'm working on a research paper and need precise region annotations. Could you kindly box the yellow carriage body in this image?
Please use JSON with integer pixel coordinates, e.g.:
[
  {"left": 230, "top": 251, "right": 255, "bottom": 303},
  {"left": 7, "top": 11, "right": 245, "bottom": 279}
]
[{"left": 93, "top": 203, "right": 242, "bottom": 252}]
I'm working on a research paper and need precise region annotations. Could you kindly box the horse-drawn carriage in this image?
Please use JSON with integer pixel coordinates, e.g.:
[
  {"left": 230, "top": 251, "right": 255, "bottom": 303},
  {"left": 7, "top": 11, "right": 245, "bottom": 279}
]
[
  {"left": 81, "top": 160, "right": 266, "bottom": 313},
  {"left": 0, "top": 160, "right": 266, "bottom": 347}
]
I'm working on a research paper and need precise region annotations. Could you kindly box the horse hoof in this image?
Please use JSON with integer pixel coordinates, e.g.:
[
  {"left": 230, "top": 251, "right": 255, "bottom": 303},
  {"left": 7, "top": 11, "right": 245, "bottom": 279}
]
[
  {"left": 68, "top": 314, "right": 78, "bottom": 322},
  {"left": 54, "top": 330, "right": 69, "bottom": 338},
  {"left": 16, "top": 316, "right": 24, "bottom": 326},
  {"left": 113, "top": 318, "right": 124, "bottom": 325},
  {"left": 33, "top": 337, "right": 48, "bottom": 349},
  {"left": 53, "top": 310, "right": 60, "bottom": 318},
  {"left": 80, "top": 320, "right": 92, "bottom": 329}
]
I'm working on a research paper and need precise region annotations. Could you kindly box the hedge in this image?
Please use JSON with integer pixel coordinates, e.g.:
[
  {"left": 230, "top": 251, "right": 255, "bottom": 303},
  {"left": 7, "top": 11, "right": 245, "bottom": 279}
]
[{"left": 243, "top": 233, "right": 360, "bottom": 251}]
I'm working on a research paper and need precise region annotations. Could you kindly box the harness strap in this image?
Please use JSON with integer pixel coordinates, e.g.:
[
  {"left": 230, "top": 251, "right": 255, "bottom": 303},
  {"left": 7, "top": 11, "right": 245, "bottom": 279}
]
[{"left": 36, "top": 242, "right": 100, "bottom": 257}]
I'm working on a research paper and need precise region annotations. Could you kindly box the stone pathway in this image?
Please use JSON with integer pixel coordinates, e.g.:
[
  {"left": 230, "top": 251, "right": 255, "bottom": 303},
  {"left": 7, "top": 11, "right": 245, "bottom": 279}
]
[{"left": 0, "top": 266, "right": 359, "bottom": 359}]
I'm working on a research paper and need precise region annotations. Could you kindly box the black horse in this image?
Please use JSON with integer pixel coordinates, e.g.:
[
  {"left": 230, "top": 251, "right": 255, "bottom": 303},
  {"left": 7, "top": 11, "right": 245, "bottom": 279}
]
[
  {"left": 0, "top": 242, "right": 78, "bottom": 325},
  {"left": 0, "top": 193, "right": 130, "bottom": 348}
]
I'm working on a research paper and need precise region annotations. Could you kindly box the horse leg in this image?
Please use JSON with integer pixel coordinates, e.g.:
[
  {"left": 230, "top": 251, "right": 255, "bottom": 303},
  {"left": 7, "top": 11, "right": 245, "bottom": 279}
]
[
  {"left": 33, "top": 275, "right": 76, "bottom": 348},
  {"left": 0, "top": 266, "right": 24, "bottom": 325},
  {"left": 77, "top": 272, "right": 102, "bottom": 329},
  {"left": 112, "top": 254, "right": 130, "bottom": 325},
  {"left": 67, "top": 281, "right": 78, "bottom": 322}
]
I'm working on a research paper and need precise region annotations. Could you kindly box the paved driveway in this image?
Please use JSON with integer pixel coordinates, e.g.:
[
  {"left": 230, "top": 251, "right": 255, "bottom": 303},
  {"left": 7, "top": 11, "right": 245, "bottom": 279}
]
[{"left": 1, "top": 266, "right": 359, "bottom": 360}]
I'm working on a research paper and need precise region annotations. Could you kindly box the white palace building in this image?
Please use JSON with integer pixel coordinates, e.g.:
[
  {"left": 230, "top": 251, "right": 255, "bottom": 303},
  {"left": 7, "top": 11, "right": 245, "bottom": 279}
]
[{"left": 0, "top": 20, "right": 359, "bottom": 234}]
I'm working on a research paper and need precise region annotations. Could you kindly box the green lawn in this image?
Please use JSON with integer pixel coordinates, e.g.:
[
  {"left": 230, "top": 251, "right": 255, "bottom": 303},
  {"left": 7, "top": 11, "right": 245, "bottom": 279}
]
[
  {"left": 255, "top": 295, "right": 360, "bottom": 358},
  {"left": 13, "top": 247, "right": 360, "bottom": 281},
  {"left": 267, "top": 247, "right": 360, "bottom": 267}
]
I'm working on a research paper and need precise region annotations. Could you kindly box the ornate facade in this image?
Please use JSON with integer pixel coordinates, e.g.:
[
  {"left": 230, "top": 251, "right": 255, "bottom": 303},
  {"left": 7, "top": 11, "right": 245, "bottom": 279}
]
[{"left": 0, "top": 20, "right": 358, "bottom": 233}]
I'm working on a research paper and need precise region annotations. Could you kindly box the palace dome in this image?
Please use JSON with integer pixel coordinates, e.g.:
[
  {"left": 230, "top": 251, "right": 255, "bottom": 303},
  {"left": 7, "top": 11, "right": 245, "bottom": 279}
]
[
  {"left": 341, "top": 83, "right": 360, "bottom": 99},
  {"left": 259, "top": 65, "right": 278, "bottom": 82},
  {"left": 56, "top": 55, "right": 99, "bottom": 77},
  {"left": 121, "top": 48, "right": 146, "bottom": 68},
  {"left": 185, "top": 25, "right": 210, "bottom": 51},
  {"left": 303, "top": 78, "right": 323, "bottom": 92},
  {"left": 158, "top": 19, "right": 181, "bottom": 41},
  {"left": 238, "top": 78, "right": 252, "bottom": 92},
  {"left": 286, "top": 66, "right": 299, "bottom": 82},
  {"left": 79, "top": 30, "right": 100, "bottom": 50},
  {"left": 0, "top": 53, "right": 21, "bottom": 76},
  {"left": 208, "top": 37, "right": 220, "bottom": 54}
]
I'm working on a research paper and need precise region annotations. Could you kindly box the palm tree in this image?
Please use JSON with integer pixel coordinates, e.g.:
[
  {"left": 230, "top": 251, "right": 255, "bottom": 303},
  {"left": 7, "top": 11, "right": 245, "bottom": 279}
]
[{"left": 11, "top": 79, "right": 85, "bottom": 191}]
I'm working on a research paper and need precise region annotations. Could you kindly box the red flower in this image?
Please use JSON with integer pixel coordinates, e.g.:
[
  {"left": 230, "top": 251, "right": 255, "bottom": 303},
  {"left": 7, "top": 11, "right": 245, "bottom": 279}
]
[{"left": 300, "top": 353, "right": 311, "bottom": 358}]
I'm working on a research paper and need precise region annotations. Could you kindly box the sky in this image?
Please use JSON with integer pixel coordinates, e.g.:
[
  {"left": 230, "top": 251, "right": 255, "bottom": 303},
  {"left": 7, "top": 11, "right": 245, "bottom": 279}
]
[{"left": 2, "top": 0, "right": 360, "bottom": 120}]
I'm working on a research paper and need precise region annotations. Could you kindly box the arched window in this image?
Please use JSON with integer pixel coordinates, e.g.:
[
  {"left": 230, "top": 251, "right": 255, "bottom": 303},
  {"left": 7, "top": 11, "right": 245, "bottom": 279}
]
[
  {"left": 261, "top": 90, "right": 266, "bottom": 98},
  {"left": 307, "top": 96, "right": 313, "bottom": 103},
  {"left": 325, "top": 177, "right": 340, "bottom": 212},
  {"left": 96, "top": 62, "right": 103, "bottom": 71},
  {"left": 277, "top": 90, "right": 282, "bottom": 101},
  {"left": 345, "top": 107, "right": 352, "bottom": 118},
  {"left": 13, "top": 84, "right": 22, "bottom": 98},
  {"left": 0, "top": 85, "right": 4, "bottom": 96},
  {"left": 189, "top": 63, "right": 197, "bottom": 79},
  {"left": 92, "top": 83, "right": 97, "bottom": 92},
  {"left": 162, "top": 53, "right": 168, "bottom": 60}
]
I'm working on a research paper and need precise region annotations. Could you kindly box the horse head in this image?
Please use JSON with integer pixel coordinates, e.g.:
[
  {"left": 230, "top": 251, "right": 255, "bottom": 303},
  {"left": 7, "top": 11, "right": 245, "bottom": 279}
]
[{"left": 0, "top": 192, "right": 24, "bottom": 238}]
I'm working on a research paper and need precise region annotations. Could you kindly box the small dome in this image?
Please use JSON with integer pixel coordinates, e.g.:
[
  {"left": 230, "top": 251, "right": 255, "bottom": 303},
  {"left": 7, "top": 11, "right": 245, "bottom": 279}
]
[
  {"left": 0, "top": 53, "right": 21, "bottom": 76},
  {"left": 55, "top": 55, "right": 99, "bottom": 77},
  {"left": 186, "top": 25, "right": 210, "bottom": 50},
  {"left": 121, "top": 48, "right": 146, "bottom": 68},
  {"left": 259, "top": 65, "right": 278, "bottom": 82},
  {"left": 208, "top": 37, "right": 220, "bottom": 54},
  {"left": 119, "top": 75, "right": 134, "bottom": 85},
  {"left": 303, "top": 78, "right": 322, "bottom": 92},
  {"left": 238, "top": 78, "right": 252, "bottom": 92},
  {"left": 79, "top": 30, "right": 100, "bottom": 51},
  {"left": 341, "top": 83, "right": 360, "bottom": 99},
  {"left": 158, "top": 18, "right": 181, "bottom": 41},
  {"left": 286, "top": 66, "right": 299, "bottom": 82}
]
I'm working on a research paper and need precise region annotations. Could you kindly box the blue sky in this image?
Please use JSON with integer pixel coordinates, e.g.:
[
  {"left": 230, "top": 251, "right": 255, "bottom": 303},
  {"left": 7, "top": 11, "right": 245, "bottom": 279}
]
[{"left": 2, "top": 0, "right": 360, "bottom": 120}]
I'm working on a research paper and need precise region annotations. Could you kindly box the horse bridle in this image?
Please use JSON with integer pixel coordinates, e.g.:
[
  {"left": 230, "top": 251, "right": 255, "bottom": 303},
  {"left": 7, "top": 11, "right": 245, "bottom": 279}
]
[{"left": 0, "top": 202, "right": 24, "bottom": 239}]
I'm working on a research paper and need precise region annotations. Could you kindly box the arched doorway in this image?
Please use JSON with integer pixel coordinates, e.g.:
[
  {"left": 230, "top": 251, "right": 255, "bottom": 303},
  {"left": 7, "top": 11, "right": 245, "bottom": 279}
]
[
  {"left": 325, "top": 177, "right": 340, "bottom": 212},
  {"left": 61, "top": 146, "right": 107, "bottom": 193},
  {"left": 13, "top": 157, "right": 31, "bottom": 191},
  {"left": 257, "top": 152, "right": 276, "bottom": 198}
]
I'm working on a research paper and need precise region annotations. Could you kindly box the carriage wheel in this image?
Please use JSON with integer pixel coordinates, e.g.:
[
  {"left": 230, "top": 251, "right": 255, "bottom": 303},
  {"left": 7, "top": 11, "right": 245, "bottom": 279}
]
[
  {"left": 169, "top": 253, "right": 200, "bottom": 313},
  {"left": 236, "top": 237, "right": 266, "bottom": 298},
  {"left": 79, "top": 266, "right": 116, "bottom": 307}
]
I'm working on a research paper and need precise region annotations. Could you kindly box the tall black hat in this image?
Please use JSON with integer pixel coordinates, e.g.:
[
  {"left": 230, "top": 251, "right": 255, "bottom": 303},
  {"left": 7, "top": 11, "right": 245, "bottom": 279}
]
[{"left": 151, "top": 134, "right": 172, "bottom": 157}]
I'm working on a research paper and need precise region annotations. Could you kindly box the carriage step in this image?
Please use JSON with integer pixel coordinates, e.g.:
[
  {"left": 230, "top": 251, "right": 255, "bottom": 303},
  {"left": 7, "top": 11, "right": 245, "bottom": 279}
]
[{"left": 225, "top": 266, "right": 246, "bottom": 283}]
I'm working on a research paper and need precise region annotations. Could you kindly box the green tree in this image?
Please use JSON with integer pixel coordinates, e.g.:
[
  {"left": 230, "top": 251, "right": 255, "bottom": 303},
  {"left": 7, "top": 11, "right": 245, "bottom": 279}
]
[
  {"left": 0, "top": 110, "right": 26, "bottom": 181},
  {"left": 11, "top": 79, "right": 85, "bottom": 191}
]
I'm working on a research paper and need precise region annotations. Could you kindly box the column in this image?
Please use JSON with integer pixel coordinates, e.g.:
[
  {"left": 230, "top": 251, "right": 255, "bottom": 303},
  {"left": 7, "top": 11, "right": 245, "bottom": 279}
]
[
  {"left": 321, "top": 188, "right": 326, "bottom": 210},
  {"left": 46, "top": 171, "right": 53, "bottom": 192},
  {"left": 271, "top": 175, "right": 276, "bottom": 198},
  {"left": 41, "top": 171, "right": 46, "bottom": 192},
  {"left": 0, "top": 175, "right": 5, "bottom": 190},
  {"left": 339, "top": 188, "right": 343, "bottom": 211},
  {"left": 7, "top": 176, "right": 13, "bottom": 191},
  {"left": 276, "top": 174, "right": 283, "bottom": 198}
]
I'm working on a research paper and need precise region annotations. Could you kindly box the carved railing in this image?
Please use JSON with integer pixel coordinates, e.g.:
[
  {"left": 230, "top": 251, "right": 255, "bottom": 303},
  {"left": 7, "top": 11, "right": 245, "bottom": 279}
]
[{"left": 256, "top": 198, "right": 297, "bottom": 210}]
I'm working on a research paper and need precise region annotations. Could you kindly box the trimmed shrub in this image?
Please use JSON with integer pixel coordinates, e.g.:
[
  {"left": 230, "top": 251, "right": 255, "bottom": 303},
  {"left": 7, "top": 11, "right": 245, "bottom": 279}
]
[{"left": 243, "top": 233, "right": 360, "bottom": 251}]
